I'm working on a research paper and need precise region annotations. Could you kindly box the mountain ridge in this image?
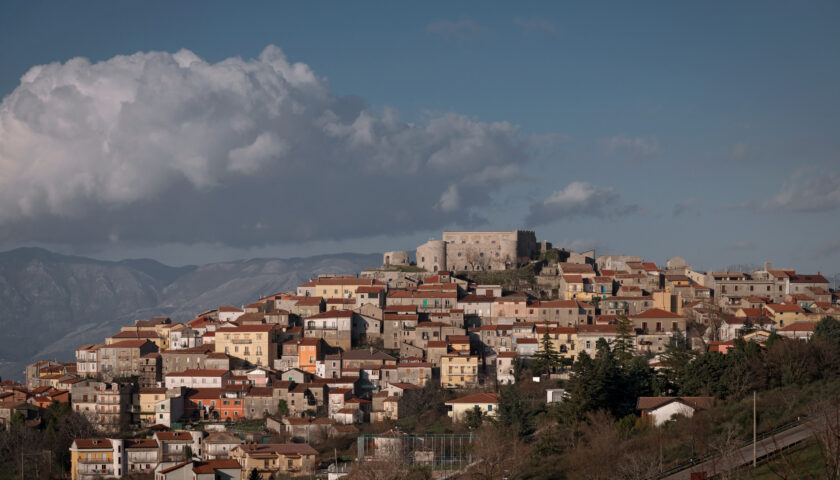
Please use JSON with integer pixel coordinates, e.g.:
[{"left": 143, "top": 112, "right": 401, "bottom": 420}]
[{"left": 0, "top": 247, "right": 380, "bottom": 380}]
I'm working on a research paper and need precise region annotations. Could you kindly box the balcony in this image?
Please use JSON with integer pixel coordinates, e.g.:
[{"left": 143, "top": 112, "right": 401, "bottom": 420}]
[{"left": 231, "top": 339, "right": 252, "bottom": 344}]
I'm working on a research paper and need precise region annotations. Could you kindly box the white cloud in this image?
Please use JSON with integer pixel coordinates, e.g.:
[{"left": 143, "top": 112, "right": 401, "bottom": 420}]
[
  {"left": 436, "top": 184, "right": 461, "bottom": 213},
  {"left": 0, "top": 46, "right": 532, "bottom": 246},
  {"left": 525, "top": 181, "right": 640, "bottom": 225},
  {"left": 764, "top": 170, "right": 840, "bottom": 213},
  {"left": 603, "top": 134, "right": 661, "bottom": 160}
]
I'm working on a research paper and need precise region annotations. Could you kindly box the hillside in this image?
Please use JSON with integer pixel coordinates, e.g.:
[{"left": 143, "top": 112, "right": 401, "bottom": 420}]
[{"left": 0, "top": 247, "right": 380, "bottom": 380}]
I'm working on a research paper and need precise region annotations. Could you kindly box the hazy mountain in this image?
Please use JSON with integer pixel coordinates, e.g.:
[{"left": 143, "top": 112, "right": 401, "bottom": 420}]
[{"left": 0, "top": 247, "right": 380, "bottom": 380}]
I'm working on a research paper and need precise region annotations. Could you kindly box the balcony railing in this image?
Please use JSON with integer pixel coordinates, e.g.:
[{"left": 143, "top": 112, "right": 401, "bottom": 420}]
[{"left": 231, "top": 339, "right": 252, "bottom": 344}]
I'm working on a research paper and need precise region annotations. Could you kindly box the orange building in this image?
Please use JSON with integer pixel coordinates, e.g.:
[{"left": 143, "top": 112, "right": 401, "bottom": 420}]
[{"left": 297, "top": 338, "right": 323, "bottom": 374}]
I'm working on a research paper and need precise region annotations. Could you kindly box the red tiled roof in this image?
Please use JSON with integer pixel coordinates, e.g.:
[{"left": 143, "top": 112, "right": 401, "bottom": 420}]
[{"left": 446, "top": 393, "right": 500, "bottom": 404}]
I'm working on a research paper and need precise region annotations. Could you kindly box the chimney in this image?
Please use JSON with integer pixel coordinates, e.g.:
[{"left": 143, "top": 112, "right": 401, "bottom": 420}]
[{"left": 764, "top": 262, "right": 772, "bottom": 271}]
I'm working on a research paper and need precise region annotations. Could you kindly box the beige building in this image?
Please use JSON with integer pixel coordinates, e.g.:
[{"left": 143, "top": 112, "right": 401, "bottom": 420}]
[
  {"left": 230, "top": 443, "right": 318, "bottom": 478},
  {"left": 296, "top": 276, "right": 386, "bottom": 299},
  {"left": 441, "top": 355, "right": 479, "bottom": 388},
  {"left": 445, "top": 392, "right": 500, "bottom": 421},
  {"left": 215, "top": 324, "right": 280, "bottom": 368}
]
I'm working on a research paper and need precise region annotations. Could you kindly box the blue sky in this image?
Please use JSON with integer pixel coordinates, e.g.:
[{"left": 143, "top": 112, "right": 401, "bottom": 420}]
[{"left": 0, "top": 1, "right": 838, "bottom": 275}]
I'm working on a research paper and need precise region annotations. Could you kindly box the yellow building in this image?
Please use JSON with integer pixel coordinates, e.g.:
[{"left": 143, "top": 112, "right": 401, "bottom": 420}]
[
  {"left": 536, "top": 326, "right": 578, "bottom": 360},
  {"left": 297, "top": 276, "right": 385, "bottom": 300},
  {"left": 69, "top": 438, "right": 118, "bottom": 480},
  {"left": 763, "top": 304, "right": 807, "bottom": 328},
  {"left": 135, "top": 387, "right": 166, "bottom": 426},
  {"left": 441, "top": 355, "right": 479, "bottom": 388},
  {"left": 215, "top": 325, "right": 279, "bottom": 367}
]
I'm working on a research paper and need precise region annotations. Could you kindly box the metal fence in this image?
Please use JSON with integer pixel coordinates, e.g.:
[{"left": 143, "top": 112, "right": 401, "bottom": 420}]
[{"left": 357, "top": 433, "right": 474, "bottom": 470}]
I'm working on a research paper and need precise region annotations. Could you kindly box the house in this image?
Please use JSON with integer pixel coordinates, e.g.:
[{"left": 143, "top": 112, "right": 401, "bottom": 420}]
[
  {"left": 576, "top": 324, "right": 619, "bottom": 357},
  {"left": 303, "top": 310, "right": 354, "bottom": 351},
  {"left": 637, "top": 396, "right": 715, "bottom": 426},
  {"left": 297, "top": 276, "right": 385, "bottom": 300},
  {"left": 631, "top": 308, "right": 686, "bottom": 334},
  {"left": 445, "top": 392, "right": 500, "bottom": 422},
  {"left": 154, "top": 431, "right": 203, "bottom": 463},
  {"left": 495, "top": 352, "right": 517, "bottom": 385},
  {"left": 203, "top": 431, "right": 242, "bottom": 460},
  {"left": 125, "top": 439, "right": 159, "bottom": 476},
  {"left": 214, "top": 324, "right": 280, "bottom": 368},
  {"left": 440, "top": 355, "right": 479, "bottom": 388},
  {"left": 777, "top": 322, "right": 815, "bottom": 341},
  {"left": 230, "top": 443, "right": 319, "bottom": 478},
  {"left": 155, "top": 459, "right": 241, "bottom": 480},
  {"left": 69, "top": 438, "right": 120, "bottom": 480},
  {"left": 97, "top": 340, "right": 159, "bottom": 381},
  {"left": 763, "top": 304, "right": 807, "bottom": 328}
]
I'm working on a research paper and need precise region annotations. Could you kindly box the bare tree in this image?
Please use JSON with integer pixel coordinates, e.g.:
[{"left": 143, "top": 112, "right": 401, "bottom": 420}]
[{"left": 467, "top": 425, "right": 529, "bottom": 480}]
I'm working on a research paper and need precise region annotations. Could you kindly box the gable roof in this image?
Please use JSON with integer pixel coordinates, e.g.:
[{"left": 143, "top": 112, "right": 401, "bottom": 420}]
[
  {"left": 636, "top": 396, "right": 714, "bottom": 411},
  {"left": 446, "top": 392, "right": 500, "bottom": 404}
]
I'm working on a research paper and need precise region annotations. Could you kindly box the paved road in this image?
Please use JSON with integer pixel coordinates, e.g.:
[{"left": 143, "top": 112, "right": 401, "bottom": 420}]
[{"left": 660, "top": 420, "right": 820, "bottom": 480}]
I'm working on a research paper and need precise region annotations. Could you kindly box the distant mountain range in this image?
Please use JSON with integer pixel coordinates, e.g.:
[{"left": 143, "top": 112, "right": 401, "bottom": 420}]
[{"left": 0, "top": 247, "right": 380, "bottom": 380}]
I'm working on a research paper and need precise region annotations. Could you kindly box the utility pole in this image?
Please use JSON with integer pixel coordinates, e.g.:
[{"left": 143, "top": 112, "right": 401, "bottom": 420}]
[{"left": 753, "top": 390, "right": 757, "bottom": 468}]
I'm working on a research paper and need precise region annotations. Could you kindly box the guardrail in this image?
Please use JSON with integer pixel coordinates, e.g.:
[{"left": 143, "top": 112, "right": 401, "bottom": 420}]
[{"left": 646, "top": 416, "right": 807, "bottom": 480}]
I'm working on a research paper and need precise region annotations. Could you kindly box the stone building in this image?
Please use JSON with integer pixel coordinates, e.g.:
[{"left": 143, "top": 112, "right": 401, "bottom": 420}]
[{"left": 416, "top": 230, "right": 538, "bottom": 272}]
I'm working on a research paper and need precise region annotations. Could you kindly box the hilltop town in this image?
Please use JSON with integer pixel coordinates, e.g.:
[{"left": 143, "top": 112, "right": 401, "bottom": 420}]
[{"left": 1, "top": 229, "right": 839, "bottom": 479}]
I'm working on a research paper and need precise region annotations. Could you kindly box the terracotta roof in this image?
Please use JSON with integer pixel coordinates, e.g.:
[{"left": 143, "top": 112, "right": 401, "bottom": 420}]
[
  {"left": 125, "top": 439, "right": 158, "bottom": 449},
  {"left": 516, "top": 338, "right": 538, "bottom": 344},
  {"left": 497, "top": 351, "right": 517, "bottom": 358},
  {"left": 446, "top": 392, "right": 500, "bottom": 404},
  {"left": 160, "top": 460, "right": 192, "bottom": 474},
  {"left": 193, "top": 459, "right": 241, "bottom": 473},
  {"left": 305, "top": 310, "right": 353, "bottom": 319},
  {"left": 110, "top": 330, "right": 158, "bottom": 339},
  {"left": 73, "top": 438, "right": 112, "bottom": 449},
  {"left": 576, "top": 324, "right": 619, "bottom": 334},
  {"left": 426, "top": 341, "right": 447, "bottom": 348},
  {"left": 103, "top": 339, "right": 155, "bottom": 349},
  {"left": 538, "top": 300, "right": 579, "bottom": 308},
  {"left": 779, "top": 322, "right": 815, "bottom": 332},
  {"left": 219, "top": 306, "right": 244, "bottom": 312},
  {"left": 295, "top": 297, "right": 324, "bottom": 306},
  {"left": 766, "top": 304, "right": 804, "bottom": 313}
]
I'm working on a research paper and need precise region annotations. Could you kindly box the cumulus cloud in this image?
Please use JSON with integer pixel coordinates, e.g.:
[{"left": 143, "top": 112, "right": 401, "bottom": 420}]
[
  {"left": 514, "top": 17, "right": 557, "bottom": 34},
  {"left": 525, "top": 181, "right": 640, "bottom": 225},
  {"left": 0, "top": 46, "right": 532, "bottom": 247},
  {"left": 426, "top": 19, "right": 483, "bottom": 39},
  {"left": 763, "top": 170, "right": 840, "bottom": 213},
  {"left": 603, "top": 134, "right": 661, "bottom": 160}
]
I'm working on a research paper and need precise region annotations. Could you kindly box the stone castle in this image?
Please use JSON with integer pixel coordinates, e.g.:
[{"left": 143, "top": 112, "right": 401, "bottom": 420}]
[{"left": 414, "top": 230, "right": 539, "bottom": 272}]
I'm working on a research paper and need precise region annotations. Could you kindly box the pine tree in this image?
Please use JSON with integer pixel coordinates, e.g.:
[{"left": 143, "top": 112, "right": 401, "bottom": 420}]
[
  {"left": 248, "top": 468, "right": 262, "bottom": 480},
  {"left": 533, "top": 332, "right": 561, "bottom": 375},
  {"left": 612, "top": 315, "right": 635, "bottom": 364}
]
